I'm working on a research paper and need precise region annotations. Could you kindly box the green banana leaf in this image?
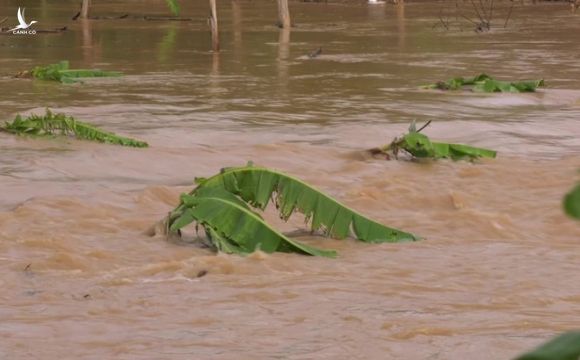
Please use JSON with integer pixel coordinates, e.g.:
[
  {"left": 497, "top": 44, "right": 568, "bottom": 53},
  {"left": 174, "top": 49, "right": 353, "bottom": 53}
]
[
  {"left": 401, "top": 132, "right": 497, "bottom": 160},
  {"left": 424, "top": 73, "right": 544, "bottom": 93},
  {"left": 514, "top": 331, "right": 580, "bottom": 360},
  {"left": 165, "top": 0, "right": 180, "bottom": 16},
  {"left": 2, "top": 109, "right": 148, "bottom": 148},
  {"left": 30, "top": 61, "right": 122, "bottom": 84},
  {"left": 167, "top": 165, "right": 419, "bottom": 253},
  {"left": 171, "top": 189, "right": 337, "bottom": 258},
  {"left": 373, "top": 121, "right": 496, "bottom": 161},
  {"left": 564, "top": 184, "right": 580, "bottom": 220}
]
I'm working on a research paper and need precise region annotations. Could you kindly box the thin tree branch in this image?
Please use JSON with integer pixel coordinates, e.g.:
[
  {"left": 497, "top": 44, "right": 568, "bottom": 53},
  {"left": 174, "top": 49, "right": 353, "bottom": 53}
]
[
  {"left": 470, "top": 0, "right": 485, "bottom": 22},
  {"left": 504, "top": 2, "right": 514, "bottom": 28},
  {"left": 478, "top": 0, "right": 489, "bottom": 21},
  {"left": 460, "top": 13, "right": 479, "bottom": 26}
]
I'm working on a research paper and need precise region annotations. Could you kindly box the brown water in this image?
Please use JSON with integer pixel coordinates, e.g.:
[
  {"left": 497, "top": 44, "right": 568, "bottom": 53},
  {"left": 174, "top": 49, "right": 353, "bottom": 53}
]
[{"left": 1, "top": 0, "right": 580, "bottom": 358}]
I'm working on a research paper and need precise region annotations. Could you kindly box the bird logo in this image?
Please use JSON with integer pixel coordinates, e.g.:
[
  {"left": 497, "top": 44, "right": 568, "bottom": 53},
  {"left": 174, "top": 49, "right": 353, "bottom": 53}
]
[{"left": 7, "top": 7, "right": 38, "bottom": 33}]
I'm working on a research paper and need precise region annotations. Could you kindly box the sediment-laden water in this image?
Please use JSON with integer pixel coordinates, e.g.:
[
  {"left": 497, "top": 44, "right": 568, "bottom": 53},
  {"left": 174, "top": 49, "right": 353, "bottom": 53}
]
[{"left": 0, "top": 0, "right": 579, "bottom": 358}]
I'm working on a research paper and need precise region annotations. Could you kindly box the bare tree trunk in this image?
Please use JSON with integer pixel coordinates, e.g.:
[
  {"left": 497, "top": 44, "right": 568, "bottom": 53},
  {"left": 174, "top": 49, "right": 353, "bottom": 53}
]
[
  {"left": 277, "top": 27, "right": 290, "bottom": 88},
  {"left": 209, "top": 0, "right": 219, "bottom": 52},
  {"left": 81, "top": 19, "right": 94, "bottom": 63},
  {"left": 208, "top": 53, "right": 220, "bottom": 96},
  {"left": 277, "top": 0, "right": 291, "bottom": 29},
  {"left": 80, "top": 0, "right": 91, "bottom": 19}
]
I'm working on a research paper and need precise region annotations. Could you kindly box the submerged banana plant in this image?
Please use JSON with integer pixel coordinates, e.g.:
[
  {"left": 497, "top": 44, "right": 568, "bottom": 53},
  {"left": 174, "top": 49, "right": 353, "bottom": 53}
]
[
  {"left": 16, "top": 61, "right": 122, "bottom": 84},
  {"left": 2, "top": 109, "right": 148, "bottom": 148},
  {"left": 164, "top": 164, "right": 419, "bottom": 258},
  {"left": 369, "top": 121, "right": 496, "bottom": 161},
  {"left": 172, "top": 187, "right": 338, "bottom": 257},
  {"left": 424, "top": 73, "right": 545, "bottom": 93}
]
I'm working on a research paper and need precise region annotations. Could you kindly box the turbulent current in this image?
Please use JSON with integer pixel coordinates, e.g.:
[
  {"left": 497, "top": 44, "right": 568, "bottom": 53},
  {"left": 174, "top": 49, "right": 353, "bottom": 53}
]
[{"left": 0, "top": 0, "right": 579, "bottom": 358}]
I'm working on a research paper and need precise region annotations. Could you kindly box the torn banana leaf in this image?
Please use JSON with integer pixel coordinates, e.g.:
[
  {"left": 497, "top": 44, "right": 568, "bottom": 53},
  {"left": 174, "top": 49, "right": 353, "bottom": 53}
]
[
  {"left": 564, "top": 184, "right": 580, "bottom": 220},
  {"left": 514, "top": 331, "right": 580, "bottom": 360},
  {"left": 29, "top": 61, "right": 122, "bottom": 83},
  {"left": 424, "top": 73, "right": 544, "bottom": 93},
  {"left": 165, "top": 164, "right": 419, "bottom": 258},
  {"left": 2, "top": 109, "right": 148, "bottom": 148},
  {"left": 171, "top": 188, "right": 337, "bottom": 258}
]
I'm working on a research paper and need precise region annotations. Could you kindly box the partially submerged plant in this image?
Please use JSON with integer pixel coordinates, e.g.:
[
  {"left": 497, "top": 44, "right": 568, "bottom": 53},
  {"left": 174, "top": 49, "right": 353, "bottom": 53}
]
[
  {"left": 564, "top": 183, "right": 580, "bottom": 220},
  {"left": 162, "top": 164, "right": 420, "bottom": 258},
  {"left": 165, "top": 0, "right": 180, "bottom": 16},
  {"left": 424, "top": 74, "right": 544, "bottom": 93},
  {"left": 2, "top": 109, "right": 148, "bottom": 148},
  {"left": 514, "top": 331, "right": 580, "bottom": 360},
  {"left": 16, "top": 61, "right": 122, "bottom": 84},
  {"left": 369, "top": 121, "right": 497, "bottom": 161}
]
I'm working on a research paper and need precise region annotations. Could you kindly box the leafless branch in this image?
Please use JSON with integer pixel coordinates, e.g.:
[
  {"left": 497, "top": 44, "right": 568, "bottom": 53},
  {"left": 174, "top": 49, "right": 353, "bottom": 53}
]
[
  {"left": 504, "top": 1, "right": 514, "bottom": 27},
  {"left": 417, "top": 120, "right": 433, "bottom": 133}
]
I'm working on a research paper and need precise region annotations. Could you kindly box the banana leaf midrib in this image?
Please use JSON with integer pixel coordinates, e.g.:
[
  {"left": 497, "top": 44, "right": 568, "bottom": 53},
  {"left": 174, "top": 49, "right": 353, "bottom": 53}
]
[
  {"left": 196, "top": 195, "right": 277, "bottom": 234},
  {"left": 191, "top": 166, "right": 397, "bottom": 232}
]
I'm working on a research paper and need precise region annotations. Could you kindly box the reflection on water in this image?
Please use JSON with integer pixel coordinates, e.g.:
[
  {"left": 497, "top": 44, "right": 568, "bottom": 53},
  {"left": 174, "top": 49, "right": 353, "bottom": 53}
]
[
  {"left": 0, "top": 1, "right": 579, "bottom": 359},
  {"left": 396, "top": 2, "right": 406, "bottom": 49},
  {"left": 157, "top": 23, "right": 178, "bottom": 64},
  {"left": 232, "top": 0, "right": 243, "bottom": 53}
]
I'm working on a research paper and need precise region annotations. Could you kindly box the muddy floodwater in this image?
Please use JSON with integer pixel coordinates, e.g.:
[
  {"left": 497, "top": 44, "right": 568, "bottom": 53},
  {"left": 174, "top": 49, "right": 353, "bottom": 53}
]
[{"left": 1, "top": 0, "right": 580, "bottom": 358}]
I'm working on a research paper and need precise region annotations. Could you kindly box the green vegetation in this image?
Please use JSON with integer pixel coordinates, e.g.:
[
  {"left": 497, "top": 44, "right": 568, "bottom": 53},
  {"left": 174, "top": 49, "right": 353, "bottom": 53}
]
[
  {"left": 513, "top": 190, "right": 580, "bottom": 358},
  {"left": 514, "top": 331, "right": 580, "bottom": 360},
  {"left": 424, "top": 74, "right": 545, "bottom": 93},
  {"left": 26, "top": 61, "right": 122, "bottom": 84},
  {"left": 370, "top": 121, "right": 497, "bottom": 161},
  {"left": 564, "top": 184, "right": 580, "bottom": 220},
  {"left": 2, "top": 109, "right": 148, "bottom": 148},
  {"left": 165, "top": 0, "right": 180, "bottom": 16},
  {"left": 172, "top": 187, "right": 338, "bottom": 257},
  {"left": 164, "top": 164, "right": 419, "bottom": 257}
]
